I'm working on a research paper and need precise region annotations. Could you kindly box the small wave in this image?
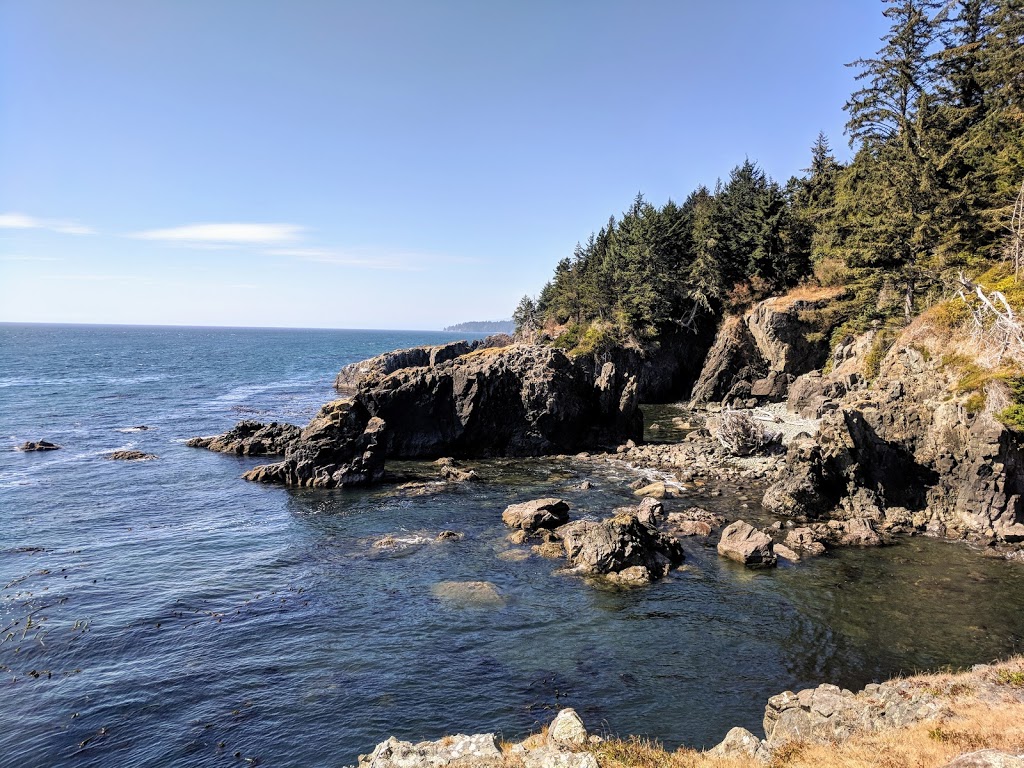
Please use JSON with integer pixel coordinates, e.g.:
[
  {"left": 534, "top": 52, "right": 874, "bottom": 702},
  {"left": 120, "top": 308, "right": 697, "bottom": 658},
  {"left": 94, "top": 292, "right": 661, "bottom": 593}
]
[{"left": 116, "top": 426, "right": 153, "bottom": 433}]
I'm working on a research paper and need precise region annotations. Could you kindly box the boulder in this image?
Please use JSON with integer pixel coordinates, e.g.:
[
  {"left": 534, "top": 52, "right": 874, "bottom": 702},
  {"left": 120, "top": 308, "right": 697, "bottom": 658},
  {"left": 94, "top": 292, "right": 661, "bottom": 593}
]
[
  {"left": 632, "top": 481, "right": 668, "bottom": 499},
  {"left": 941, "top": 751, "right": 1024, "bottom": 768},
  {"left": 17, "top": 440, "right": 60, "bottom": 451},
  {"left": 502, "top": 498, "right": 571, "bottom": 532},
  {"left": 635, "top": 497, "right": 665, "bottom": 527},
  {"left": 185, "top": 420, "right": 300, "bottom": 456},
  {"left": 546, "top": 709, "right": 589, "bottom": 750},
  {"left": 708, "top": 726, "right": 769, "bottom": 761},
  {"left": 560, "top": 510, "right": 684, "bottom": 582},
  {"left": 717, "top": 520, "right": 777, "bottom": 567},
  {"left": 785, "top": 527, "right": 827, "bottom": 557}
]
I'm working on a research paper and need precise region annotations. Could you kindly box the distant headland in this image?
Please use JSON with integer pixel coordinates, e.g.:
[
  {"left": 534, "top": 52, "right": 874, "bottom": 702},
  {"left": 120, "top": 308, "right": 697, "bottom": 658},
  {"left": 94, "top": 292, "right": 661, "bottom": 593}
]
[{"left": 443, "top": 319, "right": 514, "bottom": 334}]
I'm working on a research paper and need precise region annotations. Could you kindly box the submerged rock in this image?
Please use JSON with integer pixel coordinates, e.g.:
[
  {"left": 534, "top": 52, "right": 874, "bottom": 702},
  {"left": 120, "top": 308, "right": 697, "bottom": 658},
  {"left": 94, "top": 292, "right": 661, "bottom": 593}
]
[
  {"left": 430, "top": 581, "right": 505, "bottom": 609},
  {"left": 717, "top": 520, "right": 777, "bottom": 567}
]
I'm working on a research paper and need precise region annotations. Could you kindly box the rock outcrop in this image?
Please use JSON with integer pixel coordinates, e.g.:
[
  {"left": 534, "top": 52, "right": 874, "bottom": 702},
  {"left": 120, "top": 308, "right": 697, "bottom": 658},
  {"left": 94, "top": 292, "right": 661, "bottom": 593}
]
[
  {"left": 185, "top": 420, "right": 300, "bottom": 455},
  {"left": 242, "top": 400, "right": 386, "bottom": 488},
  {"left": 762, "top": 342, "right": 1024, "bottom": 542},
  {"left": 17, "top": 440, "right": 60, "bottom": 451},
  {"left": 717, "top": 520, "right": 777, "bottom": 567},
  {"left": 690, "top": 290, "right": 839, "bottom": 407},
  {"left": 356, "top": 345, "right": 641, "bottom": 458},
  {"left": 335, "top": 340, "right": 482, "bottom": 391},
  {"left": 106, "top": 450, "right": 157, "bottom": 461},
  {"left": 559, "top": 509, "right": 684, "bottom": 584}
]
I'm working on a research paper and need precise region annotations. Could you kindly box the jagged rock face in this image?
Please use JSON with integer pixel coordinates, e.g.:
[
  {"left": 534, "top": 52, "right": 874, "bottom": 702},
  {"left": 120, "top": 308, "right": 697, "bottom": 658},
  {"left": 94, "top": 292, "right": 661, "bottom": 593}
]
[
  {"left": 583, "top": 324, "right": 717, "bottom": 403},
  {"left": 690, "top": 294, "right": 834, "bottom": 407},
  {"left": 745, "top": 295, "right": 831, "bottom": 376},
  {"left": 243, "top": 400, "right": 386, "bottom": 488},
  {"left": 357, "top": 345, "right": 641, "bottom": 458},
  {"left": 334, "top": 340, "right": 482, "bottom": 391},
  {"left": 185, "top": 420, "right": 300, "bottom": 455},
  {"left": 559, "top": 511, "right": 684, "bottom": 583},
  {"left": 764, "top": 345, "right": 1024, "bottom": 541},
  {"left": 689, "top": 316, "right": 767, "bottom": 405}
]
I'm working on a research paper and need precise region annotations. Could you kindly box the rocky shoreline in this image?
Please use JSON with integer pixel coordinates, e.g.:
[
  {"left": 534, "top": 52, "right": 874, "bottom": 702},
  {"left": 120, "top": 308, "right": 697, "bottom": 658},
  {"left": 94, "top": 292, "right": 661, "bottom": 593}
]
[{"left": 350, "top": 657, "right": 1024, "bottom": 767}]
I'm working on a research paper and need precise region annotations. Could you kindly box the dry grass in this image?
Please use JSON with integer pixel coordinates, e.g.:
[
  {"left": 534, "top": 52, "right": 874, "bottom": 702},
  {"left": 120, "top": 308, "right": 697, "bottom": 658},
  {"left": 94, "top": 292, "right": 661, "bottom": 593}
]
[
  {"left": 591, "top": 659, "right": 1024, "bottom": 768},
  {"left": 593, "top": 700, "right": 1024, "bottom": 768},
  {"left": 774, "top": 284, "right": 848, "bottom": 306}
]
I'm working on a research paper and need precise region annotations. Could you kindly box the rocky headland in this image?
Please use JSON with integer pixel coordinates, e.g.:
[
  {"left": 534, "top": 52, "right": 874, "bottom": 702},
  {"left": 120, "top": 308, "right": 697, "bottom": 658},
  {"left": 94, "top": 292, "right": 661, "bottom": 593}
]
[{"left": 189, "top": 342, "right": 642, "bottom": 486}]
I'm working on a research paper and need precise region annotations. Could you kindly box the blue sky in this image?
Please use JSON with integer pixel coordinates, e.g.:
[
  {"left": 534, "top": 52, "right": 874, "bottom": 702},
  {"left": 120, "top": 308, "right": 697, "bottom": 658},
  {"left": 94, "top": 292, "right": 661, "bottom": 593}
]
[{"left": 0, "top": 1, "right": 889, "bottom": 330}]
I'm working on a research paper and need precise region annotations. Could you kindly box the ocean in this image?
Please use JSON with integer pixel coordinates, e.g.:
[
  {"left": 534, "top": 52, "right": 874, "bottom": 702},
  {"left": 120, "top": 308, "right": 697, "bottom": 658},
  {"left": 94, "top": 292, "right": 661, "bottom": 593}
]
[{"left": 3, "top": 323, "right": 1024, "bottom": 768}]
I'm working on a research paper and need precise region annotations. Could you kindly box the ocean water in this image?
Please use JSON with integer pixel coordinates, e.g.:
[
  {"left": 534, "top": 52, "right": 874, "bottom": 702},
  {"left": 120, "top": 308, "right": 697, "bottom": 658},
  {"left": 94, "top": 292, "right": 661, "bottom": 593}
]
[{"left": 3, "top": 323, "right": 1024, "bottom": 768}]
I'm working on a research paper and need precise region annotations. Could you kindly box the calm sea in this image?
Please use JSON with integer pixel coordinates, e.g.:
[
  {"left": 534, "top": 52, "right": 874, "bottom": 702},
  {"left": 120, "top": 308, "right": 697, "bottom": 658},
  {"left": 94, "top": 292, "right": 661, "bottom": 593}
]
[{"left": 3, "top": 323, "right": 1024, "bottom": 768}]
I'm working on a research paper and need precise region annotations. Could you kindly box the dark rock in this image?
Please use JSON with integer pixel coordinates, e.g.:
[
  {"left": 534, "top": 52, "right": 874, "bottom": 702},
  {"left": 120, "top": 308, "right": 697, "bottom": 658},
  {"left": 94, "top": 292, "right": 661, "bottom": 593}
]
[
  {"left": 690, "top": 316, "right": 766, "bottom": 406},
  {"left": 243, "top": 400, "right": 386, "bottom": 488},
  {"left": 18, "top": 440, "right": 60, "bottom": 452},
  {"left": 717, "top": 520, "right": 777, "bottom": 567},
  {"left": 106, "top": 450, "right": 157, "bottom": 461},
  {"left": 502, "top": 498, "right": 570, "bottom": 532},
  {"left": 356, "top": 344, "right": 642, "bottom": 458},
  {"left": 559, "top": 510, "right": 684, "bottom": 583},
  {"left": 334, "top": 340, "right": 482, "bottom": 391},
  {"left": 185, "top": 420, "right": 300, "bottom": 456}
]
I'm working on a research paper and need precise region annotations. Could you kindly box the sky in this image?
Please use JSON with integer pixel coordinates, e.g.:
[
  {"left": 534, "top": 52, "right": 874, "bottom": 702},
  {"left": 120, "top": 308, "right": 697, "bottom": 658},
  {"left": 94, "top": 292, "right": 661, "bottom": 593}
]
[{"left": 0, "top": 1, "right": 891, "bottom": 330}]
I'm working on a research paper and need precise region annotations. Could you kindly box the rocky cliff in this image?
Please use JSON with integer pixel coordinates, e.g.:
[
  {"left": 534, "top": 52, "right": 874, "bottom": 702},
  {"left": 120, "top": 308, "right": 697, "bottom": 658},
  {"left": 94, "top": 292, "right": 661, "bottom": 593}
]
[
  {"left": 690, "top": 289, "right": 840, "bottom": 407},
  {"left": 763, "top": 323, "right": 1024, "bottom": 544}
]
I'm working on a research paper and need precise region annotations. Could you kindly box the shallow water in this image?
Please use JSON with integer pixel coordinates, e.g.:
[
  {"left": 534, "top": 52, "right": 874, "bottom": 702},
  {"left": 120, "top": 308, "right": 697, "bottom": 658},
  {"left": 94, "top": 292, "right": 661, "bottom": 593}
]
[{"left": 3, "top": 323, "right": 1024, "bottom": 768}]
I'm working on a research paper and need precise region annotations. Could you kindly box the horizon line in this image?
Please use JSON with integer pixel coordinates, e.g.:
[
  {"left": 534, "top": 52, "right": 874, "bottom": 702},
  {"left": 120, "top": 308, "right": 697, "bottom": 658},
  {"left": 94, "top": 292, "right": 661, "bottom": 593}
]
[{"left": 0, "top": 320, "right": 503, "bottom": 334}]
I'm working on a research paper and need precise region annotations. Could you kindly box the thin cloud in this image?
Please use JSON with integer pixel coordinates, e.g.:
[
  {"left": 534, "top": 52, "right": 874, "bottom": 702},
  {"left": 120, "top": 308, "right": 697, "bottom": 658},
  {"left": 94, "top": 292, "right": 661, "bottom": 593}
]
[
  {"left": 269, "top": 246, "right": 480, "bottom": 272},
  {"left": 0, "top": 212, "right": 95, "bottom": 235},
  {"left": 132, "top": 222, "right": 303, "bottom": 245},
  {"left": 268, "top": 246, "right": 420, "bottom": 271},
  {"left": 0, "top": 254, "right": 61, "bottom": 262}
]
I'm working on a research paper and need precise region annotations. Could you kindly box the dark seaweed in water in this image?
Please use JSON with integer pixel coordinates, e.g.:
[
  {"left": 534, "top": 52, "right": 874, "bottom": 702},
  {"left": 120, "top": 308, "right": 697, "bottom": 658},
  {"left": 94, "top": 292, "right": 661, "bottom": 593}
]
[{"left": 2, "top": 323, "right": 1024, "bottom": 767}]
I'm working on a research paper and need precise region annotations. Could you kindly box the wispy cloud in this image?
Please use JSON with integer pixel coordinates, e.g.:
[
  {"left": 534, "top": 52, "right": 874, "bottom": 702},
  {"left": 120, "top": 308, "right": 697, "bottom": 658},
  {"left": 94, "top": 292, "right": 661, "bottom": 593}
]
[
  {"left": 0, "top": 254, "right": 62, "bottom": 262},
  {"left": 132, "top": 222, "right": 303, "bottom": 245},
  {"left": 267, "top": 246, "right": 424, "bottom": 271},
  {"left": 0, "top": 212, "right": 95, "bottom": 235}
]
